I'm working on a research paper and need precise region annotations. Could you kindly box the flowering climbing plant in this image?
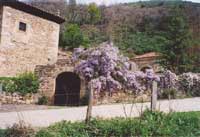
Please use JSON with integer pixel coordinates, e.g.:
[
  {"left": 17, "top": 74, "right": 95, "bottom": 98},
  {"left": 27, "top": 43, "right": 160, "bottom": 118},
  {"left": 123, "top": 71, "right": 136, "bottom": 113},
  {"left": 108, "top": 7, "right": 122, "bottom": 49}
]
[
  {"left": 159, "top": 70, "right": 200, "bottom": 96},
  {"left": 73, "top": 42, "right": 160, "bottom": 97}
]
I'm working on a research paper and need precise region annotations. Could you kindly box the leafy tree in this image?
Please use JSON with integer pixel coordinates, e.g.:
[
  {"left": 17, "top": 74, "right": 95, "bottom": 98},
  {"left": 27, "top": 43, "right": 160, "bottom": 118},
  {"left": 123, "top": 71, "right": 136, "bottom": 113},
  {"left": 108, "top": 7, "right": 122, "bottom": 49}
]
[
  {"left": 118, "top": 31, "right": 167, "bottom": 55},
  {"left": 159, "top": 6, "right": 193, "bottom": 74},
  {"left": 87, "top": 3, "right": 101, "bottom": 24},
  {"left": 60, "top": 24, "right": 89, "bottom": 49},
  {"left": 114, "top": 23, "right": 167, "bottom": 56}
]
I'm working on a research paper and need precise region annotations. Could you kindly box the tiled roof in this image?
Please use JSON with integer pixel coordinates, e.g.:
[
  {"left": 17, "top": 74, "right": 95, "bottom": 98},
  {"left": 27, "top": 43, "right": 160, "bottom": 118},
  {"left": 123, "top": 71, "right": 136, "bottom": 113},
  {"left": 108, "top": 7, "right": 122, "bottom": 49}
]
[
  {"left": 0, "top": 0, "right": 65, "bottom": 24},
  {"left": 134, "top": 52, "right": 160, "bottom": 59}
]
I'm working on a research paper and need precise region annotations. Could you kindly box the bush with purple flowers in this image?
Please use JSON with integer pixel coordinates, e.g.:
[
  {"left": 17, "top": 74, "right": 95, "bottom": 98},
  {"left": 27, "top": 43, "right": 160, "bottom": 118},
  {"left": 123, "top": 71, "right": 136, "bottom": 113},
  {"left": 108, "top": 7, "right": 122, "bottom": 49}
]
[
  {"left": 160, "top": 70, "right": 200, "bottom": 97},
  {"left": 73, "top": 42, "right": 159, "bottom": 97}
]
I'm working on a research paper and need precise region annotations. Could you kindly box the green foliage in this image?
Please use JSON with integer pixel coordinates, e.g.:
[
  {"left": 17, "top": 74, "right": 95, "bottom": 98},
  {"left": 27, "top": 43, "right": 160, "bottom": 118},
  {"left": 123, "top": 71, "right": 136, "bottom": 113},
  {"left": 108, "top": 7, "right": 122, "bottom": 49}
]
[
  {"left": 188, "top": 40, "right": 200, "bottom": 73},
  {"left": 0, "top": 72, "right": 39, "bottom": 95},
  {"left": 115, "top": 29, "right": 168, "bottom": 55},
  {"left": 14, "top": 72, "right": 39, "bottom": 95},
  {"left": 0, "top": 77, "right": 17, "bottom": 93},
  {"left": 37, "top": 96, "right": 48, "bottom": 105},
  {"left": 159, "top": 6, "right": 193, "bottom": 74},
  {"left": 87, "top": 3, "right": 101, "bottom": 24},
  {"left": 111, "top": 4, "right": 199, "bottom": 74},
  {"left": 81, "top": 25, "right": 109, "bottom": 45},
  {"left": 190, "top": 52, "right": 200, "bottom": 73},
  {"left": 36, "top": 111, "right": 200, "bottom": 137},
  {"left": 113, "top": 16, "right": 168, "bottom": 55},
  {"left": 132, "top": 0, "right": 184, "bottom": 8},
  {"left": 60, "top": 24, "right": 90, "bottom": 49},
  {"left": 0, "top": 129, "right": 5, "bottom": 137}
]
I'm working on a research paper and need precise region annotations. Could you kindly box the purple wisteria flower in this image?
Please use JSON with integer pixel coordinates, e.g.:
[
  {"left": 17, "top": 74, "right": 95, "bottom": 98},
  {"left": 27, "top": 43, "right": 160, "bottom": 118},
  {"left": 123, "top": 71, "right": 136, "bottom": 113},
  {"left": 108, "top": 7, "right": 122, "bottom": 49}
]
[{"left": 73, "top": 42, "right": 160, "bottom": 96}]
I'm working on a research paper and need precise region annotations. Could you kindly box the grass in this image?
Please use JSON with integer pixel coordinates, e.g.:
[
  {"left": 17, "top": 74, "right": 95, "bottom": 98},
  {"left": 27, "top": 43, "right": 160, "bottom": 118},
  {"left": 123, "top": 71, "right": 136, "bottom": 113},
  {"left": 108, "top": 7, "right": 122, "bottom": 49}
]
[
  {"left": 1, "top": 111, "right": 200, "bottom": 137},
  {"left": 35, "top": 111, "right": 200, "bottom": 137},
  {"left": 0, "top": 129, "right": 5, "bottom": 137}
]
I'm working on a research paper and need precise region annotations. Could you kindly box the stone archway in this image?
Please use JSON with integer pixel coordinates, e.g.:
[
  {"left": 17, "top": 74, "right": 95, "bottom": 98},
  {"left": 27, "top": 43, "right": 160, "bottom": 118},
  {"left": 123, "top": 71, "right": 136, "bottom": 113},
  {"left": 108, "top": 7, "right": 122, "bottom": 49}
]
[
  {"left": 54, "top": 72, "right": 81, "bottom": 106},
  {"left": 35, "top": 58, "right": 87, "bottom": 105},
  {"left": 140, "top": 65, "right": 152, "bottom": 73}
]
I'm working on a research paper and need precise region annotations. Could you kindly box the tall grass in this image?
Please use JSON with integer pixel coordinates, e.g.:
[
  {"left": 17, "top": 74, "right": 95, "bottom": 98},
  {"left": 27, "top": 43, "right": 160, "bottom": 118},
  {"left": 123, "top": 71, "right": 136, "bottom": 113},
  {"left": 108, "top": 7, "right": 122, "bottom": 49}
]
[{"left": 36, "top": 111, "right": 200, "bottom": 137}]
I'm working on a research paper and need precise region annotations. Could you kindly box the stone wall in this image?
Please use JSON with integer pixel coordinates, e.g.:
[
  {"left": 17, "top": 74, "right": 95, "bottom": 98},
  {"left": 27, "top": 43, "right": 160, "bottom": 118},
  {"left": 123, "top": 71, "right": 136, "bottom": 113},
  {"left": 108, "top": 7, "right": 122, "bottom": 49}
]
[
  {"left": 132, "top": 53, "right": 161, "bottom": 72},
  {"left": 0, "top": 92, "right": 39, "bottom": 105},
  {"left": 134, "top": 57, "right": 161, "bottom": 72},
  {"left": 35, "top": 58, "right": 86, "bottom": 104},
  {"left": 97, "top": 92, "right": 150, "bottom": 105},
  {"left": 0, "top": 6, "right": 60, "bottom": 77}
]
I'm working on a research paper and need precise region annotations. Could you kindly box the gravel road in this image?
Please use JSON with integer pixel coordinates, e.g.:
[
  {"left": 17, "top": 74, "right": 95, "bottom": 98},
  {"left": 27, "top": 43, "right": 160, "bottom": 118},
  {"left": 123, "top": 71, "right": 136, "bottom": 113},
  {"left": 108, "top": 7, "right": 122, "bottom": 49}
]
[{"left": 1, "top": 97, "right": 200, "bottom": 129}]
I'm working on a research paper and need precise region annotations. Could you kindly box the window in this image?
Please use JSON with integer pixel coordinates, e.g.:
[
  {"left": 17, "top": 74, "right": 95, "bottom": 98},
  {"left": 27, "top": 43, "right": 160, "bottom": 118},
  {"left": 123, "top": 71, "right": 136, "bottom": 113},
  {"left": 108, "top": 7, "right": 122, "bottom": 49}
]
[{"left": 19, "top": 22, "right": 26, "bottom": 32}]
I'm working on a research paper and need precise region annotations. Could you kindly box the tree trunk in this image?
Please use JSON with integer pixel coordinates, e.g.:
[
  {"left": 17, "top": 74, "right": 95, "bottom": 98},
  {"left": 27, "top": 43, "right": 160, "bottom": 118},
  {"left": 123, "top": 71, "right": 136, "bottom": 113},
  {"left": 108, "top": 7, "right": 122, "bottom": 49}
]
[{"left": 85, "top": 85, "right": 93, "bottom": 124}]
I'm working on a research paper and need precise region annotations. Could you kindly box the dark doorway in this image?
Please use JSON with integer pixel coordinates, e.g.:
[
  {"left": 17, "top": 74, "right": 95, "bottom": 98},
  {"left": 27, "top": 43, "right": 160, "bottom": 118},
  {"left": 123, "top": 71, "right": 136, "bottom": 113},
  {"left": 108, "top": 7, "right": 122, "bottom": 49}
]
[
  {"left": 54, "top": 72, "right": 81, "bottom": 106},
  {"left": 141, "top": 66, "right": 152, "bottom": 73}
]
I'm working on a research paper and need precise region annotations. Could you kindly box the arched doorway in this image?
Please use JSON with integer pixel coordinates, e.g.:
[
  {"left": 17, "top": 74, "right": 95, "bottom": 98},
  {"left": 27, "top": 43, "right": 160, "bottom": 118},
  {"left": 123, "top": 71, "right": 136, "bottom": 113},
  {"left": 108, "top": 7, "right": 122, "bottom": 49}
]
[
  {"left": 54, "top": 72, "right": 81, "bottom": 106},
  {"left": 140, "top": 65, "right": 152, "bottom": 73}
]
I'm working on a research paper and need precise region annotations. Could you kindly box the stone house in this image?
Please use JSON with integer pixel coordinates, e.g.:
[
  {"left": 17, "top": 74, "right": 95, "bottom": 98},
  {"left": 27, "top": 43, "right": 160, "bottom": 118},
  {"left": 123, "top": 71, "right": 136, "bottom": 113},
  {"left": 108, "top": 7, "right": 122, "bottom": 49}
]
[
  {"left": 0, "top": 0, "right": 64, "bottom": 76},
  {"left": 0, "top": 1, "right": 86, "bottom": 106},
  {"left": 132, "top": 52, "right": 162, "bottom": 73}
]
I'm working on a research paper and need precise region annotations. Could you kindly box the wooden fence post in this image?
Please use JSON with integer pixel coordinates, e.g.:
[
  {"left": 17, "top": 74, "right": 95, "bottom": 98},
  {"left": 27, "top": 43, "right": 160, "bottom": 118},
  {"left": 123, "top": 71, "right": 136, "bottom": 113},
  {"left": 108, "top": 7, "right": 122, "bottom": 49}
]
[
  {"left": 85, "top": 85, "right": 93, "bottom": 124},
  {"left": 0, "top": 83, "right": 2, "bottom": 93},
  {"left": 151, "top": 81, "right": 158, "bottom": 111}
]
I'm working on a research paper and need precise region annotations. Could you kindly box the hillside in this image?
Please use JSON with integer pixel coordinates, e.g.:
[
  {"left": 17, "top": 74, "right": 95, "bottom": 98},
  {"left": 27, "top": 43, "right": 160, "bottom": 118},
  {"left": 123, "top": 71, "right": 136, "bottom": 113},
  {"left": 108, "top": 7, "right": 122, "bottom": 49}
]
[
  {"left": 28, "top": 1, "right": 200, "bottom": 73},
  {"left": 28, "top": 1, "right": 200, "bottom": 36},
  {"left": 29, "top": 1, "right": 200, "bottom": 47}
]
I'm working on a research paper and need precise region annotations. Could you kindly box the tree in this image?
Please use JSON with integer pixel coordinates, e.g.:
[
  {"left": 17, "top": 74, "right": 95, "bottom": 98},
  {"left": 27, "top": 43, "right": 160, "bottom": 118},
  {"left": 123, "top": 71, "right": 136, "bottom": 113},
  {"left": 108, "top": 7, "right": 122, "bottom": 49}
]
[
  {"left": 113, "top": 22, "right": 167, "bottom": 56},
  {"left": 87, "top": 3, "right": 101, "bottom": 24},
  {"left": 159, "top": 6, "right": 193, "bottom": 74},
  {"left": 28, "top": 0, "right": 67, "bottom": 17},
  {"left": 81, "top": 25, "right": 109, "bottom": 45},
  {"left": 67, "top": 0, "right": 77, "bottom": 23},
  {"left": 69, "top": 0, "right": 76, "bottom": 6},
  {"left": 60, "top": 24, "right": 89, "bottom": 49}
]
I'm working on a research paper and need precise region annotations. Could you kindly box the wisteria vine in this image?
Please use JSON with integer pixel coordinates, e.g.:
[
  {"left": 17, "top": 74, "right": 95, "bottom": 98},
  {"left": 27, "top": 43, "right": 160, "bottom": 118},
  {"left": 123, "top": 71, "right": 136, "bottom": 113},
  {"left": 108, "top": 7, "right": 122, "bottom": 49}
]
[{"left": 73, "top": 42, "right": 159, "bottom": 97}]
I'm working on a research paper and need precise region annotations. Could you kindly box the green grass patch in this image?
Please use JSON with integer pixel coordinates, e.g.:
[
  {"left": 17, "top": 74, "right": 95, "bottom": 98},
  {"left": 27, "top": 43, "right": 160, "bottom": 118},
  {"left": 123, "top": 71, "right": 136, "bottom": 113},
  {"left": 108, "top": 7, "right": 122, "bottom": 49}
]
[
  {"left": 35, "top": 111, "right": 200, "bottom": 137},
  {"left": 0, "top": 129, "right": 6, "bottom": 137}
]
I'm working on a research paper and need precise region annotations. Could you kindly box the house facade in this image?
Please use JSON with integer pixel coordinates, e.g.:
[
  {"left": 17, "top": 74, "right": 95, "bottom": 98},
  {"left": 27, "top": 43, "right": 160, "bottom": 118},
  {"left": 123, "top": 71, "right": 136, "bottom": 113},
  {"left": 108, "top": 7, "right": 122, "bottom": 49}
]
[
  {"left": 0, "top": 1, "right": 64, "bottom": 77},
  {"left": 0, "top": 1, "right": 87, "bottom": 106}
]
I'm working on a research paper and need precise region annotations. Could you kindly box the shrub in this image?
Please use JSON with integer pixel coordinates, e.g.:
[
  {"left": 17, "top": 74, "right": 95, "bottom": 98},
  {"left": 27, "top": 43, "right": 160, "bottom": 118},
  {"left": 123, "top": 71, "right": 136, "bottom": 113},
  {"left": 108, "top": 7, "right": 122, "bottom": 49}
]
[
  {"left": 178, "top": 73, "right": 200, "bottom": 96},
  {"left": 0, "top": 72, "right": 39, "bottom": 96},
  {"left": 87, "top": 3, "right": 101, "bottom": 24},
  {"left": 0, "top": 77, "right": 17, "bottom": 93},
  {"left": 14, "top": 72, "right": 39, "bottom": 95},
  {"left": 60, "top": 24, "right": 90, "bottom": 49},
  {"left": 37, "top": 96, "right": 48, "bottom": 105}
]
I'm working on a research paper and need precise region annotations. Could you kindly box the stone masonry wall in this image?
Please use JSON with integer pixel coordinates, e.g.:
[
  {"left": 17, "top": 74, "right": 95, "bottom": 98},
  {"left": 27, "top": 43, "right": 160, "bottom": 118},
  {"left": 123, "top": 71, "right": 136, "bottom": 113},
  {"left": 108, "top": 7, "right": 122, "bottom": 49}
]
[
  {"left": 35, "top": 58, "right": 86, "bottom": 104},
  {"left": 0, "top": 92, "right": 39, "bottom": 105},
  {"left": 0, "top": 6, "right": 60, "bottom": 77}
]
